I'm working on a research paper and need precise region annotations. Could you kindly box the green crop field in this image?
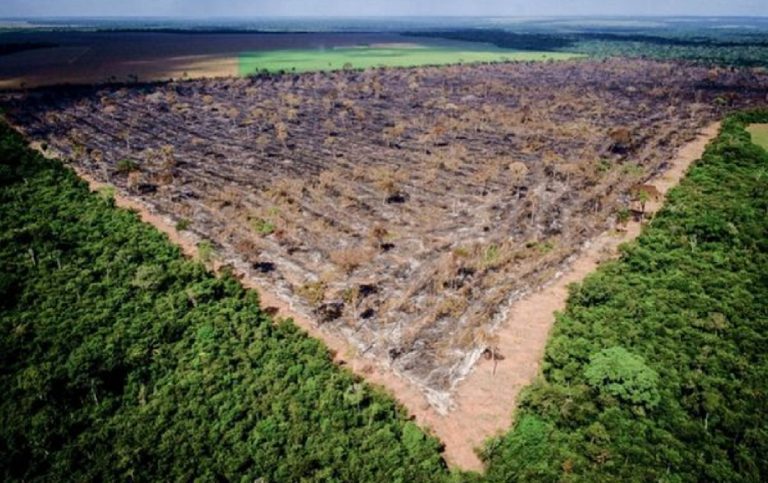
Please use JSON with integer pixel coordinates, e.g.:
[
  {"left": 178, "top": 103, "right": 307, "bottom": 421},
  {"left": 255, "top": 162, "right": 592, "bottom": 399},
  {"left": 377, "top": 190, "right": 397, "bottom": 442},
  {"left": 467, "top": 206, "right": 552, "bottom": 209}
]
[
  {"left": 747, "top": 123, "right": 768, "bottom": 149},
  {"left": 238, "top": 44, "right": 581, "bottom": 75}
]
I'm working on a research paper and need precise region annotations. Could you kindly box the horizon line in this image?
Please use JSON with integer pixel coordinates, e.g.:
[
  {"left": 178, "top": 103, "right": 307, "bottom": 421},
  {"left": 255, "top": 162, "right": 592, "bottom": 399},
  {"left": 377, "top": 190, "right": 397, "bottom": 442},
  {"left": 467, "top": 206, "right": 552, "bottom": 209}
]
[{"left": 3, "top": 14, "right": 768, "bottom": 20}]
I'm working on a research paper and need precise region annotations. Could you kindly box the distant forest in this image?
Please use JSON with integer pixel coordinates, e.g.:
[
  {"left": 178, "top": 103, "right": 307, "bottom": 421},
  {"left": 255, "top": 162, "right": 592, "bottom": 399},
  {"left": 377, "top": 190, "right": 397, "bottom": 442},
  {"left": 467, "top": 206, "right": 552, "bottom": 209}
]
[{"left": 412, "top": 29, "right": 768, "bottom": 67}]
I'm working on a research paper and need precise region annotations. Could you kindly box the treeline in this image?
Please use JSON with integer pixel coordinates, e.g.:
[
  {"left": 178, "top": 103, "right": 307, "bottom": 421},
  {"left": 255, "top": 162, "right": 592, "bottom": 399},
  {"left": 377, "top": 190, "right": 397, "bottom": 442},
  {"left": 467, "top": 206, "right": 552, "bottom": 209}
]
[
  {"left": 482, "top": 112, "right": 768, "bottom": 481},
  {"left": 411, "top": 29, "right": 768, "bottom": 67},
  {"left": 0, "top": 124, "right": 449, "bottom": 481}
]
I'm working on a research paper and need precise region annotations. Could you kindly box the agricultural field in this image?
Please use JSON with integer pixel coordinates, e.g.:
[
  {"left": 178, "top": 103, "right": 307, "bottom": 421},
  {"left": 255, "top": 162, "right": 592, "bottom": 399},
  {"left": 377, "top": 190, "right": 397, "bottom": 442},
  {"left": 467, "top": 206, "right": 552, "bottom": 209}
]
[
  {"left": 0, "top": 30, "right": 569, "bottom": 89},
  {"left": 238, "top": 45, "right": 577, "bottom": 75},
  {"left": 5, "top": 58, "right": 768, "bottom": 413},
  {"left": 0, "top": 31, "right": 413, "bottom": 88},
  {"left": 3, "top": 15, "right": 767, "bottom": 90}
]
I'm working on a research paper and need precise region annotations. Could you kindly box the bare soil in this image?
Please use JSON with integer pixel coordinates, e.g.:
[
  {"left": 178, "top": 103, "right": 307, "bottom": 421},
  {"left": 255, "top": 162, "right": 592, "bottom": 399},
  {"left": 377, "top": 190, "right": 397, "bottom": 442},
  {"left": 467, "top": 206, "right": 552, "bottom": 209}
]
[
  {"left": 4, "top": 58, "right": 766, "bottom": 470},
  {"left": 0, "top": 31, "right": 488, "bottom": 89}
]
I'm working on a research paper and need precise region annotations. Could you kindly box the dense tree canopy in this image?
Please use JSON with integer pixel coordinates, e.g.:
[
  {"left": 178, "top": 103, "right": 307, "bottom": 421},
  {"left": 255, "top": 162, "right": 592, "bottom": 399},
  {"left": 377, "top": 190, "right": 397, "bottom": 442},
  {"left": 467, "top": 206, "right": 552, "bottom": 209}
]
[{"left": 413, "top": 30, "right": 768, "bottom": 67}]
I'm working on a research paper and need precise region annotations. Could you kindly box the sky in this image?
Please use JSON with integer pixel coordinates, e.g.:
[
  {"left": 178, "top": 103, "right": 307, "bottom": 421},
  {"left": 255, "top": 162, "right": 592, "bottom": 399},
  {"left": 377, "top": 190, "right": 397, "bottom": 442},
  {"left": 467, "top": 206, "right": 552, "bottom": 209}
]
[{"left": 1, "top": 0, "right": 767, "bottom": 18}]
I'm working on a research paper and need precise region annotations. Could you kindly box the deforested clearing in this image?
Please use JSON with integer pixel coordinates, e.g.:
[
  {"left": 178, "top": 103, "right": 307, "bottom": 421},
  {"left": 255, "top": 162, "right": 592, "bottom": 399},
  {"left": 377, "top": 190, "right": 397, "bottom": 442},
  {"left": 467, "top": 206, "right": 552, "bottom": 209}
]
[{"left": 5, "top": 58, "right": 768, "bottom": 411}]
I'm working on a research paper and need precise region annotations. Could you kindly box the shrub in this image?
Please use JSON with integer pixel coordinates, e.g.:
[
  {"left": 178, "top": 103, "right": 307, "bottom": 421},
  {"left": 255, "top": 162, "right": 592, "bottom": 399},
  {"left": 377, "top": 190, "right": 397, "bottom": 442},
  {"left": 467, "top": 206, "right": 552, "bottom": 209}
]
[
  {"left": 297, "top": 280, "right": 326, "bottom": 305},
  {"left": 97, "top": 185, "right": 116, "bottom": 201},
  {"left": 175, "top": 218, "right": 191, "bottom": 231},
  {"left": 197, "top": 240, "right": 214, "bottom": 263},
  {"left": 251, "top": 218, "right": 276, "bottom": 236},
  {"left": 116, "top": 158, "right": 139, "bottom": 174}
]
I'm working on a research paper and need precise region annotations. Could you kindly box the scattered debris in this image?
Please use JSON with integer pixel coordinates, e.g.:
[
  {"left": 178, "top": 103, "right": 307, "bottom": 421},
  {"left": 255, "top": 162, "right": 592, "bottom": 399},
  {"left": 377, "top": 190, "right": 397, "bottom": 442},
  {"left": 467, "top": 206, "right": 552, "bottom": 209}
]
[{"left": 5, "top": 58, "right": 767, "bottom": 402}]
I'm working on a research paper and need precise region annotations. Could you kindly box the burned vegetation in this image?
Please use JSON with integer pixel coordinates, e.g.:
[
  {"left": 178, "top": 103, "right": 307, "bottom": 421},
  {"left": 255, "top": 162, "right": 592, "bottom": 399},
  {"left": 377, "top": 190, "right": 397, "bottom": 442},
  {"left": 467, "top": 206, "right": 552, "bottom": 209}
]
[{"left": 6, "top": 59, "right": 768, "bottom": 410}]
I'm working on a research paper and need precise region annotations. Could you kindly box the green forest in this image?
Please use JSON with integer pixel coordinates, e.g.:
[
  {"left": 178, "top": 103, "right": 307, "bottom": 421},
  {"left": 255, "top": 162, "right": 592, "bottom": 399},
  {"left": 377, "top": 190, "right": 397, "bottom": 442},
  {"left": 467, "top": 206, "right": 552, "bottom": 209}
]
[
  {"left": 1, "top": 111, "right": 767, "bottom": 481},
  {"left": 412, "top": 30, "right": 768, "bottom": 67}
]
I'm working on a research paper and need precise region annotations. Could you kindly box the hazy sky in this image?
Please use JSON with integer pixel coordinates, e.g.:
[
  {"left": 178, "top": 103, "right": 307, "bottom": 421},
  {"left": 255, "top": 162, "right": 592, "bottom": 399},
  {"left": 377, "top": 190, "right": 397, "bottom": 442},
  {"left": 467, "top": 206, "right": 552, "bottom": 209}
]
[{"left": 2, "top": 0, "right": 767, "bottom": 18}]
